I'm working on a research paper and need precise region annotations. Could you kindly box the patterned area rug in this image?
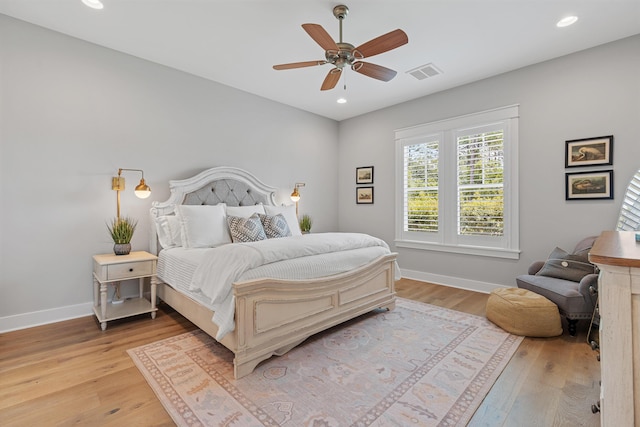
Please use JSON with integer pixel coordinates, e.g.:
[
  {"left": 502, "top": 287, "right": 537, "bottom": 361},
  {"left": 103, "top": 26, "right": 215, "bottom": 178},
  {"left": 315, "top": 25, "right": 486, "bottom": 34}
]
[{"left": 128, "top": 298, "right": 522, "bottom": 426}]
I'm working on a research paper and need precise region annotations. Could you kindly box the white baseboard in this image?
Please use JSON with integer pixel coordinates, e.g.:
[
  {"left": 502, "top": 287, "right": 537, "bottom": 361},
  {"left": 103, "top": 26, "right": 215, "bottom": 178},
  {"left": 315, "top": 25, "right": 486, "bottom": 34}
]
[
  {"left": 0, "top": 302, "right": 94, "bottom": 333},
  {"left": 1, "top": 273, "right": 504, "bottom": 333},
  {"left": 400, "top": 268, "right": 509, "bottom": 294}
]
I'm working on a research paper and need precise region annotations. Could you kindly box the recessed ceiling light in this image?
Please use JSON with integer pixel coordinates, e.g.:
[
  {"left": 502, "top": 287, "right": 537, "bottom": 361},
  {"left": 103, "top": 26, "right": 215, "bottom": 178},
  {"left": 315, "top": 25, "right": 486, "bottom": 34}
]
[
  {"left": 82, "top": 0, "right": 104, "bottom": 10},
  {"left": 337, "top": 98, "right": 347, "bottom": 104},
  {"left": 557, "top": 16, "right": 578, "bottom": 28}
]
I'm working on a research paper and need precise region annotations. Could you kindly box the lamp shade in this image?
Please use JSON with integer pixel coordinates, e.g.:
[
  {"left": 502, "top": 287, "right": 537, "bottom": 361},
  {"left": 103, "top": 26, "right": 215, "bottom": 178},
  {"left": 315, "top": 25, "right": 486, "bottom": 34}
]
[
  {"left": 290, "top": 187, "right": 300, "bottom": 202},
  {"left": 134, "top": 178, "right": 151, "bottom": 199}
]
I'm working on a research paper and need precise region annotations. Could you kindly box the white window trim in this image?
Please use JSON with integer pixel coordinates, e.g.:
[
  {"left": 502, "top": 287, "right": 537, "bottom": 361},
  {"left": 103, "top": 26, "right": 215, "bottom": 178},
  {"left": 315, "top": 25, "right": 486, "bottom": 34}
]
[{"left": 395, "top": 105, "right": 520, "bottom": 259}]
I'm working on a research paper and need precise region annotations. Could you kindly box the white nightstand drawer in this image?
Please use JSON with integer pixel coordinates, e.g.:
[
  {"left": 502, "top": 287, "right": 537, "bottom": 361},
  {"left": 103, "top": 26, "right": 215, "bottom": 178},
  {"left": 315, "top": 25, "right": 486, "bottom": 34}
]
[
  {"left": 106, "top": 260, "right": 154, "bottom": 280},
  {"left": 93, "top": 251, "right": 158, "bottom": 282}
]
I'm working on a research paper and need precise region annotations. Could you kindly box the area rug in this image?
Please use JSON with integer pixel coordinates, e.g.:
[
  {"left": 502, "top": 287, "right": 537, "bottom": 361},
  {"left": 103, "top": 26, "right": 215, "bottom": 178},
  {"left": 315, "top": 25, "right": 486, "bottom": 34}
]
[{"left": 128, "top": 298, "right": 523, "bottom": 426}]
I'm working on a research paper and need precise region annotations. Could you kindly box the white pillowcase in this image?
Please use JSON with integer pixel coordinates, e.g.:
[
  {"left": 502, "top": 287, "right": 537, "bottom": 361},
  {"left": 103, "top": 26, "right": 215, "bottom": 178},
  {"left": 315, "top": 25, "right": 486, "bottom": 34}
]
[
  {"left": 177, "top": 204, "right": 231, "bottom": 248},
  {"left": 155, "top": 215, "right": 182, "bottom": 249},
  {"left": 264, "top": 205, "right": 301, "bottom": 236},
  {"left": 225, "top": 204, "right": 265, "bottom": 218}
]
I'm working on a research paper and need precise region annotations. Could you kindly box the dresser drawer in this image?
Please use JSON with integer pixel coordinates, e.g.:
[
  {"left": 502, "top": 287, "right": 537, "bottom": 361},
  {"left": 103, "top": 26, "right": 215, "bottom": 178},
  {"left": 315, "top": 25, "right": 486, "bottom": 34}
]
[{"left": 105, "top": 260, "right": 154, "bottom": 280}]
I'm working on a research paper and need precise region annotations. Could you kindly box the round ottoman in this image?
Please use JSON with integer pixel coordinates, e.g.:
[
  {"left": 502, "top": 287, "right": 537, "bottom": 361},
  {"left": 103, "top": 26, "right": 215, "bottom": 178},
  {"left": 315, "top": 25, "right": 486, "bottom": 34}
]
[{"left": 486, "top": 288, "right": 562, "bottom": 337}]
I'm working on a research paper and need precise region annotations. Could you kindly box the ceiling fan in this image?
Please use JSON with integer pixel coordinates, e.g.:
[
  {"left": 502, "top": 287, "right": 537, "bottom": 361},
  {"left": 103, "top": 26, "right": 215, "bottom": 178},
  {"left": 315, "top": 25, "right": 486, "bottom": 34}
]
[{"left": 273, "top": 5, "right": 408, "bottom": 91}]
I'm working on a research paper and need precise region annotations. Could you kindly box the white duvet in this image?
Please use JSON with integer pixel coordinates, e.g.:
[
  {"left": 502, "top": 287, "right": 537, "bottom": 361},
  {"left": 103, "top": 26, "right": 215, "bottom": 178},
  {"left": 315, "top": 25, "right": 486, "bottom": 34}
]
[{"left": 188, "top": 232, "right": 393, "bottom": 340}]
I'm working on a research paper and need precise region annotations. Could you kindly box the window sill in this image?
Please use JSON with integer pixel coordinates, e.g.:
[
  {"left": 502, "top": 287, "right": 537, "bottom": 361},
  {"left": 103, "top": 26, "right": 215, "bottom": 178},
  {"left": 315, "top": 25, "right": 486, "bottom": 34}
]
[{"left": 395, "top": 239, "right": 521, "bottom": 260}]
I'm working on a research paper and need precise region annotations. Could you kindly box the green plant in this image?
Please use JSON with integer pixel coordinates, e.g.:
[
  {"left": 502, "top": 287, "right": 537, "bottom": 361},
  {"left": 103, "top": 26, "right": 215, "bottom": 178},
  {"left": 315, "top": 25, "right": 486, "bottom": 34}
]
[
  {"left": 107, "top": 216, "right": 137, "bottom": 244},
  {"left": 299, "top": 214, "right": 312, "bottom": 233}
]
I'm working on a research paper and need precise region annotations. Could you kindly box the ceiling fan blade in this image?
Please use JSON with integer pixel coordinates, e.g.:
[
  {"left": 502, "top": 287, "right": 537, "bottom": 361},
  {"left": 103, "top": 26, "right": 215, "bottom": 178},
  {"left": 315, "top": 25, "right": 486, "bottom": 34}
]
[
  {"left": 302, "top": 23, "right": 339, "bottom": 51},
  {"left": 273, "top": 60, "right": 326, "bottom": 70},
  {"left": 321, "top": 68, "right": 342, "bottom": 91},
  {"left": 352, "top": 62, "right": 397, "bottom": 82},
  {"left": 354, "top": 29, "right": 408, "bottom": 59}
]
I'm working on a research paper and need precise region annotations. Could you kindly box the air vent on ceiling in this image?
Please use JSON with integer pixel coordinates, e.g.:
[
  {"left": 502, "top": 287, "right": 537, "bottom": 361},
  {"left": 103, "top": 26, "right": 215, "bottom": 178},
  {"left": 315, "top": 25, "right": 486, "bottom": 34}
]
[{"left": 406, "top": 63, "right": 442, "bottom": 80}]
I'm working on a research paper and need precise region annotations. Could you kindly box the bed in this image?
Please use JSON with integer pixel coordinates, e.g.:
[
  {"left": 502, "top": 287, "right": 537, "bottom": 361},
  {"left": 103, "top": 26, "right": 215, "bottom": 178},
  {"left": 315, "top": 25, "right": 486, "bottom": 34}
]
[{"left": 150, "top": 166, "right": 397, "bottom": 378}]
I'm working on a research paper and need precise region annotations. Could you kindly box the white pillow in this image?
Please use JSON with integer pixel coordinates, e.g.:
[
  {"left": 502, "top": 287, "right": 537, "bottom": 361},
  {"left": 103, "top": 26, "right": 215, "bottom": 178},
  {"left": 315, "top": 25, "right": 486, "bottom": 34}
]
[
  {"left": 177, "top": 204, "right": 231, "bottom": 248},
  {"left": 225, "top": 204, "right": 265, "bottom": 218},
  {"left": 264, "top": 205, "right": 301, "bottom": 236},
  {"left": 155, "top": 215, "right": 182, "bottom": 249}
]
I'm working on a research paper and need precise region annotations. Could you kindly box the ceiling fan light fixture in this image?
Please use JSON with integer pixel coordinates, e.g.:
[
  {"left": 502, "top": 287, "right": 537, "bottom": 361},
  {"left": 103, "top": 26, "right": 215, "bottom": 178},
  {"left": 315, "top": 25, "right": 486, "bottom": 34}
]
[
  {"left": 273, "top": 4, "right": 408, "bottom": 91},
  {"left": 557, "top": 16, "right": 578, "bottom": 27},
  {"left": 82, "top": 0, "right": 104, "bottom": 9}
]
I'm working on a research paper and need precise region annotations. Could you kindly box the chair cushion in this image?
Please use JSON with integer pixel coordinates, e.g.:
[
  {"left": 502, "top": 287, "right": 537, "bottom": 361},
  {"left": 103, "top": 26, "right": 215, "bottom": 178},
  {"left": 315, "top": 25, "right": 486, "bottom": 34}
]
[
  {"left": 516, "top": 274, "right": 592, "bottom": 319},
  {"left": 486, "top": 288, "right": 562, "bottom": 337}
]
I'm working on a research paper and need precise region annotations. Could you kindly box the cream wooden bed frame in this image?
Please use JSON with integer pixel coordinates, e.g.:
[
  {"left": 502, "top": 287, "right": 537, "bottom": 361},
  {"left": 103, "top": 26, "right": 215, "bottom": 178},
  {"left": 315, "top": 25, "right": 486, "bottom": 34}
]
[{"left": 150, "top": 166, "right": 397, "bottom": 379}]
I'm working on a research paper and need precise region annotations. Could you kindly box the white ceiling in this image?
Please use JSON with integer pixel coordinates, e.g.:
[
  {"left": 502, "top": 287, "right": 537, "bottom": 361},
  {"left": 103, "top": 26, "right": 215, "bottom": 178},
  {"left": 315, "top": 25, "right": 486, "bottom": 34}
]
[{"left": 1, "top": 0, "right": 639, "bottom": 121}]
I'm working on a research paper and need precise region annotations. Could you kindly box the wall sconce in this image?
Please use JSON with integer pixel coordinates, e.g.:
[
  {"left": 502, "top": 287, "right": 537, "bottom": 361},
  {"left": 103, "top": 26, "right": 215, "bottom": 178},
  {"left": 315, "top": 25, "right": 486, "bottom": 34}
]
[
  {"left": 290, "top": 182, "right": 305, "bottom": 217},
  {"left": 112, "top": 168, "right": 151, "bottom": 219}
]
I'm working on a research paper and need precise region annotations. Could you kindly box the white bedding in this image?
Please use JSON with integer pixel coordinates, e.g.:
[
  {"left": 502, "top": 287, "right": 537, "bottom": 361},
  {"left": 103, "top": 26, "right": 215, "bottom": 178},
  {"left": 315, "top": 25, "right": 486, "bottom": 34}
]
[{"left": 157, "top": 232, "right": 398, "bottom": 340}]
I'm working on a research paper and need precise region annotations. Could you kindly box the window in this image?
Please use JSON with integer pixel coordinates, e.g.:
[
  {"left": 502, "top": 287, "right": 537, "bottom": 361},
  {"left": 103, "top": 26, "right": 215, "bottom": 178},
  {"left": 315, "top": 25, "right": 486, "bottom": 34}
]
[{"left": 395, "top": 105, "right": 519, "bottom": 259}]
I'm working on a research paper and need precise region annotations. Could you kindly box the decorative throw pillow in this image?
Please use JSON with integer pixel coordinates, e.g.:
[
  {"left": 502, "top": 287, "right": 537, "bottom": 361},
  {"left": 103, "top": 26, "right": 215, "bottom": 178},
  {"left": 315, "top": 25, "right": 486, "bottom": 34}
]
[
  {"left": 258, "top": 213, "right": 292, "bottom": 239},
  {"left": 227, "top": 214, "right": 267, "bottom": 243},
  {"left": 264, "top": 205, "right": 302, "bottom": 236},
  {"left": 536, "top": 246, "right": 596, "bottom": 282}
]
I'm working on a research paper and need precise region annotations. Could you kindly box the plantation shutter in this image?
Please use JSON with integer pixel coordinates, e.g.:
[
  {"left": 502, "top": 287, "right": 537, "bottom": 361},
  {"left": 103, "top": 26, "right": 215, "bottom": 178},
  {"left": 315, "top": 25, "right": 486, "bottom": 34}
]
[
  {"left": 396, "top": 105, "right": 519, "bottom": 258},
  {"left": 456, "top": 130, "right": 505, "bottom": 236},
  {"left": 617, "top": 171, "right": 640, "bottom": 231},
  {"left": 403, "top": 140, "right": 439, "bottom": 233}
]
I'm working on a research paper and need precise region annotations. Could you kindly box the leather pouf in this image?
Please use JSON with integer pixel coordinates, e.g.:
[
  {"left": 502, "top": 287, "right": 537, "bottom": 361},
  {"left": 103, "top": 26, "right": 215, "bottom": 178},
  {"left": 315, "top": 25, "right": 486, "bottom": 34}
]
[{"left": 486, "top": 288, "right": 562, "bottom": 337}]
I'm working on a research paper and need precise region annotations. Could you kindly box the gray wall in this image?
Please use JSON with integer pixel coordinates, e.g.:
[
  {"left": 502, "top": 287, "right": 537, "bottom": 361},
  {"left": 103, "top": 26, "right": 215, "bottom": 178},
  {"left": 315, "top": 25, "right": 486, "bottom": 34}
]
[
  {"left": 0, "top": 15, "right": 338, "bottom": 329},
  {"left": 338, "top": 34, "right": 640, "bottom": 290}
]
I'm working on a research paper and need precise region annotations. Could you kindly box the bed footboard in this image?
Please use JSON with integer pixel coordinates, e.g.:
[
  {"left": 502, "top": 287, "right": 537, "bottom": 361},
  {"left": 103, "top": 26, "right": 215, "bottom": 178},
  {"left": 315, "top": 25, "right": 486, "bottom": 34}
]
[
  {"left": 232, "top": 253, "right": 396, "bottom": 378},
  {"left": 155, "top": 253, "right": 396, "bottom": 379}
]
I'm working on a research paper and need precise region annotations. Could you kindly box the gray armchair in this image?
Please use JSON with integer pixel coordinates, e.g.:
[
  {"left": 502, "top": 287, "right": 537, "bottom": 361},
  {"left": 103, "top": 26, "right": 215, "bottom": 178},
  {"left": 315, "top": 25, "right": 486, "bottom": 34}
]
[{"left": 516, "top": 236, "right": 599, "bottom": 336}]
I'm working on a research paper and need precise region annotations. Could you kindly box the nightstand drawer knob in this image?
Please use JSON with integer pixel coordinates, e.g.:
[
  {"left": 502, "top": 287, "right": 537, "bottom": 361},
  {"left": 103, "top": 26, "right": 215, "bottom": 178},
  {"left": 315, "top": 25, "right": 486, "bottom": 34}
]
[{"left": 129, "top": 268, "right": 134, "bottom": 272}]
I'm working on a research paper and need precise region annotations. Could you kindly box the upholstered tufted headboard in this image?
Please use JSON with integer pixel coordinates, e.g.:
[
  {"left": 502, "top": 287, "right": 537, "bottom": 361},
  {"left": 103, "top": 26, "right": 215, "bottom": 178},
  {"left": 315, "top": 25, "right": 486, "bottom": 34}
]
[{"left": 149, "top": 166, "right": 278, "bottom": 254}]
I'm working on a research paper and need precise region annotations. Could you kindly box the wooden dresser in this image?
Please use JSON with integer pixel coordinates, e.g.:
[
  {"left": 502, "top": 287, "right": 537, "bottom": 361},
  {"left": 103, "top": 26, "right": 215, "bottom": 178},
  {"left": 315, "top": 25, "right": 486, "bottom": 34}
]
[{"left": 589, "top": 231, "right": 640, "bottom": 426}]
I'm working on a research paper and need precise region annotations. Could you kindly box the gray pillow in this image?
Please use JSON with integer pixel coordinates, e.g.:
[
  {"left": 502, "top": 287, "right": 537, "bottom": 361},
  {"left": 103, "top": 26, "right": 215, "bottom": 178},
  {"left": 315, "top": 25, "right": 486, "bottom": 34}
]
[
  {"left": 258, "top": 213, "right": 292, "bottom": 239},
  {"left": 227, "top": 214, "right": 267, "bottom": 243},
  {"left": 536, "top": 246, "right": 596, "bottom": 282}
]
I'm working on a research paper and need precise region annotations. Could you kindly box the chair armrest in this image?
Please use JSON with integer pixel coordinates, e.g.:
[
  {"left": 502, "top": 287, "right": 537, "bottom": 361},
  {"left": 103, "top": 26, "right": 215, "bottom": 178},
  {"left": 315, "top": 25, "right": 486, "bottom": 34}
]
[
  {"left": 528, "top": 261, "right": 545, "bottom": 275},
  {"left": 579, "top": 273, "right": 600, "bottom": 308}
]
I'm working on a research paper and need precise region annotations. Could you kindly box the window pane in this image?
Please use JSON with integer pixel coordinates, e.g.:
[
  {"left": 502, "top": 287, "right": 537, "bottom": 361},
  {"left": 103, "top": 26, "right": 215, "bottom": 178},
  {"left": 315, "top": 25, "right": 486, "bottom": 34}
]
[
  {"left": 457, "top": 131, "right": 504, "bottom": 236},
  {"left": 404, "top": 141, "right": 439, "bottom": 232}
]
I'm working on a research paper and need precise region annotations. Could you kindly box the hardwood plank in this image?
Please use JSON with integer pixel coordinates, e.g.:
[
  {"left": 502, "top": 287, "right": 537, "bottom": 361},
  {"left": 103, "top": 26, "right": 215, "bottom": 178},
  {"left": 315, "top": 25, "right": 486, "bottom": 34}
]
[{"left": 0, "top": 279, "right": 601, "bottom": 426}]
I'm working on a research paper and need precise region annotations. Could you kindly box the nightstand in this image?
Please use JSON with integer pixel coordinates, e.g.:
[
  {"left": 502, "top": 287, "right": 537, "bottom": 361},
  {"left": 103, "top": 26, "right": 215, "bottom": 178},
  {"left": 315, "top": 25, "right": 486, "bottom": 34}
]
[{"left": 92, "top": 251, "right": 158, "bottom": 330}]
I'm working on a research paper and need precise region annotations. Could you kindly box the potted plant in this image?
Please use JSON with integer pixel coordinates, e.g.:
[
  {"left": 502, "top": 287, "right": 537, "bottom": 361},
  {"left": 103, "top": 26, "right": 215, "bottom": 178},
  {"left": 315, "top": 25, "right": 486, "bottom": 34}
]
[
  {"left": 107, "top": 216, "right": 137, "bottom": 255},
  {"left": 299, "top": 214, "right": 312, "bottom": 234}
]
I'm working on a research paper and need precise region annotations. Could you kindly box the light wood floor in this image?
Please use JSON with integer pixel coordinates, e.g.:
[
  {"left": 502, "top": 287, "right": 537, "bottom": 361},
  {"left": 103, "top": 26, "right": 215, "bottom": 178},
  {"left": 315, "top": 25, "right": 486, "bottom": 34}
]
[{"left": 0, "top": 279, "right": 601, "bottom": 426}]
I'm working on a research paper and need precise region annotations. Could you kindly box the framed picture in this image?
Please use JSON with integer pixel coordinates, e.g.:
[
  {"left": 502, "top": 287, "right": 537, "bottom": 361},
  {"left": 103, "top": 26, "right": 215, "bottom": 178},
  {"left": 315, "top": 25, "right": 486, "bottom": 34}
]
[
  {"left": 356, "top": 166, "right": 374, "bottom": 184},
  {"left": 565, "top": 135, "right": 613, "bottom": 168},
  {"left": 565, "top": 170, "right": 613, "bottom": 200},
  {"left": 356, "top": 186, "right": 374, "bottom": 204}
]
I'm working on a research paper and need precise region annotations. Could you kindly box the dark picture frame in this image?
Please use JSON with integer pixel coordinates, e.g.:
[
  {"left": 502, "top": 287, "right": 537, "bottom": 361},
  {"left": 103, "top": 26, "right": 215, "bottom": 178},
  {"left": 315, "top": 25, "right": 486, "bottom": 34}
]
[
  {"left": 565, "top": 170, "right": 613, "bottom": 200},
  {"left": 565, "top": 135, "right": 613, "bottom": 168},
  {"left": 356, "top": 166, "right": 374, "bottom": 184},
  {"left": 356, "top": 186, "right": 374, "bottom": 204}
]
